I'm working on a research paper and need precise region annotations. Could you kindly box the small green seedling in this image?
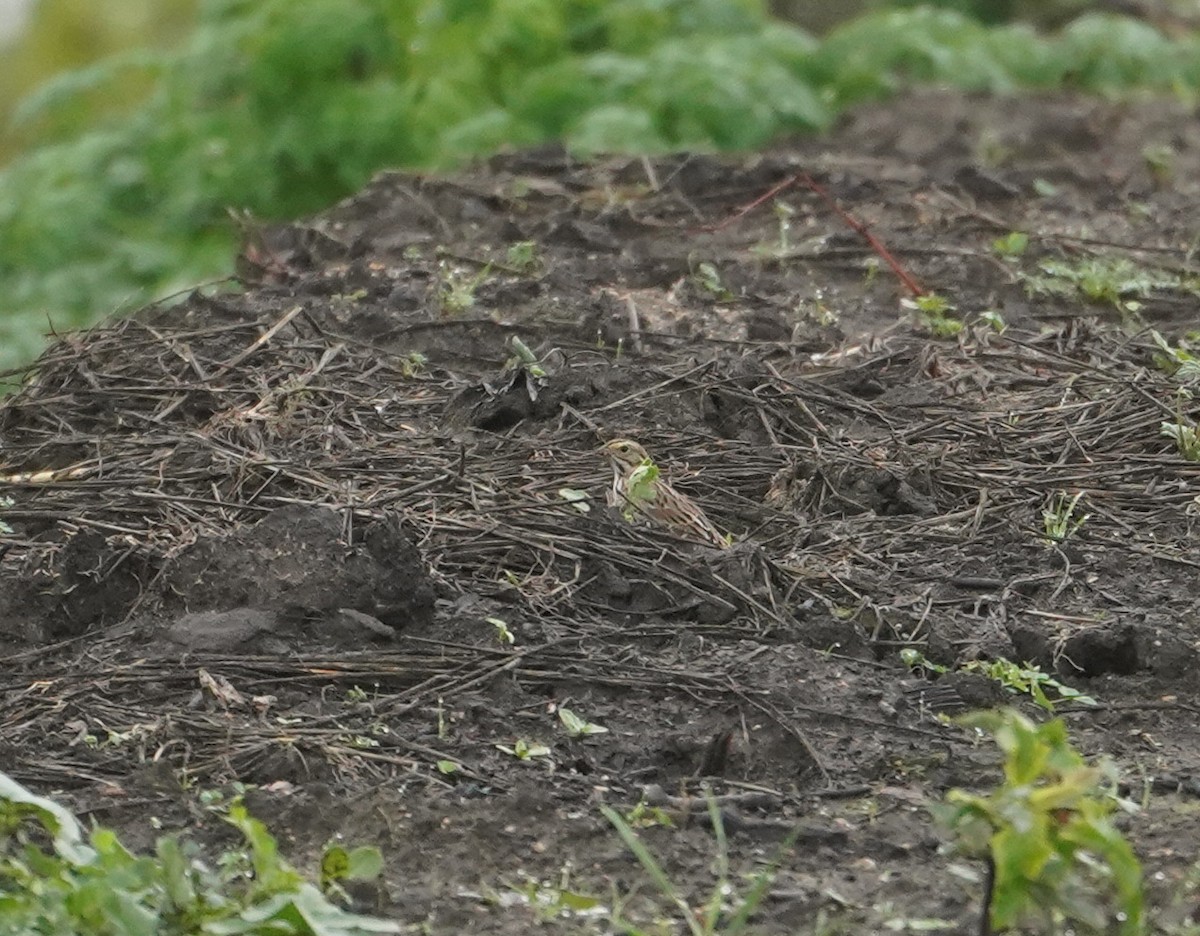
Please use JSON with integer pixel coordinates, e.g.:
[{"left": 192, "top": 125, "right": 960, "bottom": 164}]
[
  {"left": 438, "top": 260, "right": 491, "bottom": 314},
  {"left": 978, "top": 310, "right": 1006, "bottom": 333},
  {"left": 992, "top": 231, "right": 1029, "bottom": 259},
  {"left": 901, "top": 650, "right": 1097, "bottom": 713},
  {"left": 752, "top": 200, "right": 797, "bottom": 258},
  {"left": 968, "top": 659, "right": 1096, "bottom": 712},
  {"left": 319, "top": 843, "right": 385, "bottom": 901},
  {"left": 1162, "top": 421, "right": 1200, "bottom": 461},
  {"left": 602, "top": 789, "right": 799, "bottom": 936},
  {"left": 557, "top": 487, "right": 591, "bottom": 513},
  {"left": 505, "top": 334, "right": 546, "bottom": 378},
  {"left": 624, "top": 799, "right": 676, "bottom": 829},
  {"left": 496, "top": 739, "right": 552, "bottom": 761},
  {"left": 487, "top": 616, "right": 515, "bottom": 645},
  {"left": 937, "top": 709, "right": 1143, "bottom": 935},
  {"left": 557, "top": 707, "right": 608, "bottom": 738},
  {"left": 693, "top": 261, "right": 734, "bottom": 301},
  {"left": 1042, "top": 491, "right": 1089, "bottom": 544},
  {"left": 400, "top": 350, "right": 428, "bottom": 378},
  {"left": 436, "top": 696, "right": 449, "bottom": 740},
  {"left": 904, "top": 293, "right": 963, "bottom": 337},
  {"left": 772, "top": 199, "right": 795, "bottom": 254},
  {"left": 506, "top": 876, "right": 604, "bottom": 924},
  {"left": 1022, "top": 257, "right": 1184, "bottom": 316},
  {"left": 436, "top": 759, "right": 460, "bottom": 775},
  {"left": 505, "top": 240, "right": 540, "bottom": 273},
  {"left": 1149, "top": 330, "right": 1200, "bottom": 381},
  {"left": 863, "top": 256, "right": 881, "bottom": 287}
]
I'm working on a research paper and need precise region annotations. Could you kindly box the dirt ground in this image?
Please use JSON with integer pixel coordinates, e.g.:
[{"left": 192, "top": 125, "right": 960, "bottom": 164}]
[{"left": 5, "top": 87, "right": 1200, "bottom": 933}]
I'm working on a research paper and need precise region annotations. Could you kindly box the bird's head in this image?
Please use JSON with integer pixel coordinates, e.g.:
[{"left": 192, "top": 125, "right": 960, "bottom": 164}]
[{"left": 602, "top": 438, "right": 650, "bottom": 471}]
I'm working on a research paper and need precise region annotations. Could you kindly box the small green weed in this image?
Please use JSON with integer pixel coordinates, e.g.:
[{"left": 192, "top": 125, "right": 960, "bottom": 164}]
[
  {"left": 437, "top": 261, "right": 491, "bottom": 315},
  {"left": 1150, "top": 331, "right": 1200, "bottom": 381},
  {"left": 398, "top": 350, "right": 428, "bottom": 378},
  {"left": 992, "top": 231, "right": 1029, "bottom": 259},
  {"left": 557, "top": 487, "right": 592, "bottom": 513},
  {"left": 504, "top": 241, "right": 540, "bottom": 274},
  {"left": 692, "top": 261, "right": 734, "bottom": 301},
  {"left": 1042, "top": 490, "right": 1089, "bottom": 544},
  {"left": 905, "top": 293, "right": 963, "bottom": 337},
  {"left": 751, "top": 200, "right": 797, "bottom": 258},
  {"left": 503, "top": 873, "right": 605, "bottom": 925},
  {"left": 937, "top": 708, "right": 1144, "bottom": 935},
  {"left": 319, "top": 843, "right": 386, "bottom": 903},
  {"left": 1022, "top": 256, "right": 1196, "bottom": 314},
  {"left": 504, "top": 334, "right": 546, "bottom": 378},
  {"left": 557, "top": 706, "right": 608, "bottom": 739},
  {"left": 0, "top": 771, "right": 398, "bottom": 935},
  {"left": 601, "top": 789, "right": 798, "bottom": 936},
  {"left": 1161, "top": 421, "right": 1200, "bottom": 461},
  {"left": 977, "top": 309, "right": 1006, "bottom": 333},
  {"left": 772, "top": 200, "right": 796, "bottom": 255},
  {"left": 901, "top": 649, "right": 1097, "bottom": 713},
  {"left": 495, "top": 738, "right": 552, "bottom": 761},
  {"left": 624, "top": 799, "right": 676, "bottom": 830},
  {"left": 486, "top": 616, "right": 515, "bottom": 645}
]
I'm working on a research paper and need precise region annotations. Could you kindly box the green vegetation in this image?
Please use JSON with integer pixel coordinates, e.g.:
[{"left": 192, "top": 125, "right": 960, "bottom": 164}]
[
  {"left": 557, "top": 706, "right": 608, "bottom": 738},
  {"left": 937, "top": 709, "right": 1143, "bottom": 935},
  {"left": 901, "top": 649, "right": 1097, "bottom": 712},
  {"left": 0, "top": 770, "right": 396, "bottom": 935},
  {"left": 1042, "top": 490, "right": 1089, "bottom": 544},
  {"left": 991, "top": 231, "right": 1029, "bottom": 259},
  {"left": 1150, "top": 330, "right": 1200, "bottom": 382},
  {"left": 0, "top": 0, "right": 195, "bottom": 164},
  {"left": 622, "top": 459, "right": 662, "bottom": 522},
  {"left": 1021, "top": 255, "right": 1200, "bottom": 312},
  {"left": 905, "top": 292, "right": 963, "bottom": 337},
  {"left": 7, "top": 3, "right": 1200, "bottom": 368},
  {"left": 436, "top": 260, "right": 491, "bottom": 315},
  {"left": 486, "top": 615, "right": 516, "bottom": 645},
  {"left": 1161, "top": 420, "right": 1200, "bottom": 461},
  {"left": 495, "top": 738, "right": 552, "bottom": 761},
  {"left": 692, "top": 261, "right": 735, "bottom": 302},
  {"left": 601, "top": 792, "right": 800, "bottom": 936}
]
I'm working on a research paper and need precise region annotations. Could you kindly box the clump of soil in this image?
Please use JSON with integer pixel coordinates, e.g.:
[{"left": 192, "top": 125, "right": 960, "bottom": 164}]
[{"left": 4, "top": 89, "right": 1200, "bottom": 932}]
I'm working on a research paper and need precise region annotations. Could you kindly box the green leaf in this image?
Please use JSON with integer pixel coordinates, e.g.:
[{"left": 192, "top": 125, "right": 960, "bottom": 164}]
[
  {"left": 344, "top": 846, "right": 384, "bottom": 883},
  {"left": 321, "top": 845, "right": 351, "bottom": 886},
  {"left": 486, "top": 616, "right": 515, "bottom": 645},
  {"left": 558, "top": 707, "right": 609, "bottom": 738},
  {"left": 0, "top": 771, "right": 93, "bottom": 865},
  {"left": 557, "top": 488, "right": 592, "bottom": 513}
]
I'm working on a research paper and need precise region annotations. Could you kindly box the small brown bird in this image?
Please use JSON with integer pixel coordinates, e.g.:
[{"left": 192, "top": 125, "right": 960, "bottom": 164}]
[{"left": 601, "top": 438, "right": 728, "bottom": 548}]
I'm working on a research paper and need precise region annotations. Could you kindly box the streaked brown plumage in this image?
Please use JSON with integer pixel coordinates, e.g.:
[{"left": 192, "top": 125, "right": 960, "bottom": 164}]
[{"left": 601, "top": 438, "right": 727, "bottom": 548}]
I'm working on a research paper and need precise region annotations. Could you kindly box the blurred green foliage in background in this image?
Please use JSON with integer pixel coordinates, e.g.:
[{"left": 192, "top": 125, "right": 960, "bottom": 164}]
[{"left": 2, "top": 0, "right": 1200, "bottom": 371}]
